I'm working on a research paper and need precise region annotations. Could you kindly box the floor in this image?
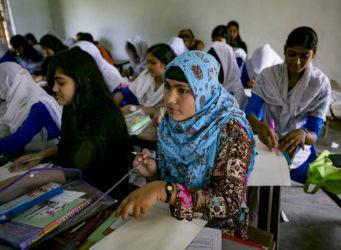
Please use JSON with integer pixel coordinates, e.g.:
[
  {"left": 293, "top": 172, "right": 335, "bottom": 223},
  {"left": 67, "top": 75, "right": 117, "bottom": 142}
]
[{"left": 278, "top": 120, "right": 341, "bottom": 250}]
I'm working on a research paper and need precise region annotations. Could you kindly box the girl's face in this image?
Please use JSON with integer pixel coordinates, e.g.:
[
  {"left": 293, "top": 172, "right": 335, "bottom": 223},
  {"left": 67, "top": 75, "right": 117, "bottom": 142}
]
[
  {"left": 212, "top": 36, "right": 227, "bottom": 43},
  {"left": 284, "top": 46, "right": 316, "bottom": 75},
  {"left": 147, "top": 53, "right": 166, "bottom": 78},
  {"left": 164, "top": 78, "right": 195, "bottom": 121},
  {"left": 228, "top": 25, "right": 238, "bottom": 40},
  {"left": 41, "top": 46, "right": 55, "bottom": 57},
  {"left": 52, "top": 68, "right": 76, "bottom": 106}
]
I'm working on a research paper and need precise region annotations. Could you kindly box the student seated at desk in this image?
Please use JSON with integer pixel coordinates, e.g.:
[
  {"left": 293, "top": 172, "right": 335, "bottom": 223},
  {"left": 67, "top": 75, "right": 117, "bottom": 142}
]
[
  {"left": 115, "top": 51, "right": 255, "bottom": 239},
  {"left": 208, "top": 41, "right": 248, "bottom": 110},
  {"left": 10, "top": 35, "right": 44, "bottom": 75},
  {"left": 0, "top": 62, "right": 61, "bottom": 156},
  {"left": 245, "top": 27, "right": 330, "bottom": 183},
  {"left": 34, "top": 34, "right": 68, "bottom": 83},
  {"left": 123, "top": 35, "right": 148, "bottom": 79},
  {"left": 227, "top": 20, "right": 248, "bottom": 54},
  {"left": 114, "top": 44, "right": 176, "bottom": 118},
  {"left": 72, "top": 41, "right": 122, "bottom": 93},
  {"left": 12, "top": 48, "right": 132, "bottom": 200}
]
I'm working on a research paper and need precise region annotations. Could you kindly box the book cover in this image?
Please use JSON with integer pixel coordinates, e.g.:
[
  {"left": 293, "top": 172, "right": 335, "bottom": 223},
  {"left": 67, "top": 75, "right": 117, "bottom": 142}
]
[
  {"left": 0, "top": 182, "right": 63, "bottom": 222},
  {"left": 0, "top": 188, "right": 94, "bottom": 249},
  {"left": 124, "top": 109, "right": 151, "bottom": 135}
]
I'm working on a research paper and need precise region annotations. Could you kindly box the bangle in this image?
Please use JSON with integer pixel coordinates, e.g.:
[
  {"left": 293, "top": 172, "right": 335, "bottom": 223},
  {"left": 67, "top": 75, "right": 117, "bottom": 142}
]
[{"left": 303, "top": 128, "right": 309, "bottom": 142}]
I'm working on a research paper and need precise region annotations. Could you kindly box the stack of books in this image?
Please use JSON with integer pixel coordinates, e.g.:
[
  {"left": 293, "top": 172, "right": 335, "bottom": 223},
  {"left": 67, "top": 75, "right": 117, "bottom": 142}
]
[{"left": 125, "top": 109, "right": 151, "bottom": 135}]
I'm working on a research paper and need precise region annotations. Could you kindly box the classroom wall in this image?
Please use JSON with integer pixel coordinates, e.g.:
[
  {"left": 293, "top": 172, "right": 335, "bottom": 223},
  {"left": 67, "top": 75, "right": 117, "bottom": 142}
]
[
  {"left": 9, "top": 0, "right": 54, "bottom": 39},
  {"left": 10, "top": 0, "right": 341, "bottom": 83}
]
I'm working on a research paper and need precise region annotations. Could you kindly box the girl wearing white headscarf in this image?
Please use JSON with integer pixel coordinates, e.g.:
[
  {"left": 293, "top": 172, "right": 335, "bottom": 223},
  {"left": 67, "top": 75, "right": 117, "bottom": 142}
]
[
  {"left": 72, "top": 41, "right": 122, "bottom": 92},
  {"left": 125, "top": 35, "right": 148, "bottom": 76},
  {"left": 168, "top": 37, "right": 188, "bottom": 56},
  {"left": 208, "top": 41, "right": 248, "bottom": 110},
  {"left": 246, "top": 27, "right": 331, "bottom": 183},
  {"left": 0, "top": 62, "right": 62, "bottom": 155}
]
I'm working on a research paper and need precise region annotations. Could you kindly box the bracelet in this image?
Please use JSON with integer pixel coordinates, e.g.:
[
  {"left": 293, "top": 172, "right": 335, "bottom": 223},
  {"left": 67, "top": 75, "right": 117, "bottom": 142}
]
[{"left": 303, "top": 128, "right": 309, "bottom": 143}]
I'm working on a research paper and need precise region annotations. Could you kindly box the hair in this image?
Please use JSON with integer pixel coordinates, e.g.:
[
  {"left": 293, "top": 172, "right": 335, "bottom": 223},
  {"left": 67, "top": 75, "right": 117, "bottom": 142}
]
[
  {"left": 165, "top": 66, "right": 188, "bottom": 83},
  {"left": 211, "top": 25, "right": 229, "bottom": 42},
  {"left": 191, "top": 39, "right": 205, "bottom": 50},
  {"left": 227, "top": 20, "right": 239, "bottom": 30},
  {"left": 285, "top": 26, "right": 318, "bottom": 50},
  {"left": 178, "top": 28, "right": 195, "bottom": 40},
  {"left": 40, "top": 34, "right": 68, "bottom": 54},
  {"left": 10, "top": 35, "right": 43, "bottom": 62},
  {"left": 207, "top": 48, "right": 224, "bottom": 84},
  {"left": 147, "top": 43, "right": 176, "bottom": 65},
  {"left": 79, "top": 32, "right": 94, "bottom": 43},
  {"left": 47, "top": 47, "right": 115, "bottom": 111},
  {"left": 24, "top": 33, "right": 38, "bottom": 45}
]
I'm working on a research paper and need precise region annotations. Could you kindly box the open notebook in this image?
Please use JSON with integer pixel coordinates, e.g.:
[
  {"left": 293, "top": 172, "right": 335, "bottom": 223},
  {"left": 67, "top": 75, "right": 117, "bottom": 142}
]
[{"left": 0, "top": 162, "right": 51, "bottom": 183}]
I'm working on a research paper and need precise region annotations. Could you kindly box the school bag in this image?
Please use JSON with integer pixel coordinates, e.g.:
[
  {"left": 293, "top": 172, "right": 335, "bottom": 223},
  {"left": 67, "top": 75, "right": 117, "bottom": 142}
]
[{"left": 304, "top": 150, "right": 341, "bottom": 195}]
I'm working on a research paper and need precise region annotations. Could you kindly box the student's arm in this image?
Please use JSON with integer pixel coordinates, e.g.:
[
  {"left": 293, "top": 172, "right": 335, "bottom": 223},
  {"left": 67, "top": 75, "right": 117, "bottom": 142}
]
[
  {"left": 0, "top": 102, "right": 60, "bottom": 155},
  {"left": 278, "top": 116, "right": 323, "bottom": 153},
  {"left": 121, "top": 105, "right": 157, "bottom": 117},
  {"left": 246, "top": 94, "right": 277, "bottom": 150},
  {"left": 113, "top": 92, "right": 124, "bottom": 106}
]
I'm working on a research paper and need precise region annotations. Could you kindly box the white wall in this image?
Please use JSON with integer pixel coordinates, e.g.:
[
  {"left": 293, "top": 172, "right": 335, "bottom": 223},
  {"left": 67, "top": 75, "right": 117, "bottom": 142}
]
[
  {"left": 9, "top": 0, "right": 54, "bottom": 39},
  {"left": 11, "top": 0, "right": 341, "bottom": 83}
]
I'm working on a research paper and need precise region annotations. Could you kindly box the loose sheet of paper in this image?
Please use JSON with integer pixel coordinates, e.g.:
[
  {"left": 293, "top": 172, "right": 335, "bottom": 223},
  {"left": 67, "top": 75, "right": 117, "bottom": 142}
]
[
  {"left": 248, "top": 136, "right": 291, "bottom": 186},
  {"left": 90, "top": 201, "right": 207, "bottom": 250},
  {"left": 186, "top": 227, "right": 222, "bottom": 250}
]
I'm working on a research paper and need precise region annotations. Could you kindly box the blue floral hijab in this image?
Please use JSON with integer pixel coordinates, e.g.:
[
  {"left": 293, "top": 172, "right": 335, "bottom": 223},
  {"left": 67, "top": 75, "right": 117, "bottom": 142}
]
[{"left": 158, "top": 51, "right": 255, "bottom": 189}]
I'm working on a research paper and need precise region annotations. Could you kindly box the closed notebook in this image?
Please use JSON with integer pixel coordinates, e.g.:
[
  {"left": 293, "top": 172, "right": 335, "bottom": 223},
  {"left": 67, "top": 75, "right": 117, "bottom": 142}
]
[{"left": 0, "top": 187, "right": 95, "bottom": 250}]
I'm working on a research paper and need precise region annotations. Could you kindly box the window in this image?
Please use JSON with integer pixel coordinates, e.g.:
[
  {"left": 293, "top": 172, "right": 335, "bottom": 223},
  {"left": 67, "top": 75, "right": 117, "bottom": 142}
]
[{"left": 0, "top": 0, "right": 12, "bottom": 47}]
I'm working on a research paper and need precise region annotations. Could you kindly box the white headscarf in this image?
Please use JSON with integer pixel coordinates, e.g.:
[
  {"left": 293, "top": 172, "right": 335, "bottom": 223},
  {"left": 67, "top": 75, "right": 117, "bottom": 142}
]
[
  {"left": 0, "top": 40, "right": 9, "bottom": 58},
  {"left": 128, "top": 69, "right": 163, "bottom": 107},
  {"left": 245, "top": 44, "right": 283, "bottom": 80},
  {"left": 125, "top": 36, "right": 148, "bottom": 75},
  {"left": 168, "top": 37, "right": 188, "bottom": 56},
  {"left": 72, "top": 41, "right": 122, "bottom": 92},
  {"left": 0, "top": 62, "right": 62, "bottom": 150},
  {"left": 252, "top": 62, "right": 331, "bottom": 135},
  {"left": 63, "top": 37, "right": 76, "bottom": 47},
  {"left": 210, "top": 41, "right": 247, "bottom": 109}
]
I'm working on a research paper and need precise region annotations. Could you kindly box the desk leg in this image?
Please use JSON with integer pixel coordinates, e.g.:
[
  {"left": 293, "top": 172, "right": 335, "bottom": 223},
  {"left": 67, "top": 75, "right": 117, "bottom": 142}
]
[{"left": 258, "top": 186, "right": 281, "bottom": 250}]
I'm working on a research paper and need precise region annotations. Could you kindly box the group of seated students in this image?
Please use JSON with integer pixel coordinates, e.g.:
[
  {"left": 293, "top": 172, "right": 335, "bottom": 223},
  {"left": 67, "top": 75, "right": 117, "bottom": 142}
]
[{"left": 0, "top": 22, "right": 330, "bottom": 240}]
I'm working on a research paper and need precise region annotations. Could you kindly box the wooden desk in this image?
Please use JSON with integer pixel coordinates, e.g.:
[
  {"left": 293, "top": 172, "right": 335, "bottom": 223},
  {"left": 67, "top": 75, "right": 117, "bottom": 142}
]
[{"left": 114, "top": 59, "right": 129, "bottom": 74}]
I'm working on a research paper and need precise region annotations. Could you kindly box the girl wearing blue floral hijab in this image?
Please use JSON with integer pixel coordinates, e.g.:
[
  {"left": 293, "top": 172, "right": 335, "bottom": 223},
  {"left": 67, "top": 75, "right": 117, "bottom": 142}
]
[{"left": 116, "top": 51, "right": 255, "bottom": 239}]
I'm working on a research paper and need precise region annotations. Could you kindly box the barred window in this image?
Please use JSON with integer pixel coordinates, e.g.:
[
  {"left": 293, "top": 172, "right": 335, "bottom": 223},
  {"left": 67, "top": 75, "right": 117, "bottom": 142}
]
[{"left": 0, "top": 0, "right": 12, "bottom": 47}]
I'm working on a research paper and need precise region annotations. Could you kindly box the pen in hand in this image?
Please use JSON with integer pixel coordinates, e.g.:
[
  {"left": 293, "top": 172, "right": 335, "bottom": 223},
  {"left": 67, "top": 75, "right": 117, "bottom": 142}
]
[{"left": 131, "top": 152, "right": 158, "bottom": 160}]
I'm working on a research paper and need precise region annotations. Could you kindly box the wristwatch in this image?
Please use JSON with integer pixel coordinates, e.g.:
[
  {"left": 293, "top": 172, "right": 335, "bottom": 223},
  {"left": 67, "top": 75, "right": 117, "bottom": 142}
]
[
  {"left": 130, "top": 105, "right": 137, "bottom": 113},
  {"left": 165, "top": 182, "right": 174, "bottom": 203}
]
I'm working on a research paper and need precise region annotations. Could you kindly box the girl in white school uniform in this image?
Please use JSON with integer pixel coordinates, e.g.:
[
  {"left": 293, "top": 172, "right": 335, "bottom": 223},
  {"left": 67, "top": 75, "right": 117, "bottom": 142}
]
[
  {"left": 72, "top": 41, "right": 122, "bottom": 93},
  {"left": 123, "top": 35, "right": 149, "bottom": 78},
  {"left": 208, "top": 41, "right": 248, "bottom": 110},
  {"left": 245, "top": 26, "right": 330, "bottom": 183},
  {"left": 114, "top": 44, "right": 176, "bottom": 117}
]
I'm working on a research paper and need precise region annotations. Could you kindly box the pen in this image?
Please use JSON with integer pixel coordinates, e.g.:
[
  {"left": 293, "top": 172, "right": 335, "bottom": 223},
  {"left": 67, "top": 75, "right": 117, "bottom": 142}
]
[
  {"left": 76, "top": 210, "right": 104, "bottom": 245},
  {"left": 270, "top": 119, "right": 277, "bottom": 152},
  {"left": 23, "top": 155, "right": 44, "bottom": 163},
  {"left": 131, "top": 151, "right": 158, "bottom": 160},
  {"left": 70, "top": 221, "right": 86, "bottom": 234}
]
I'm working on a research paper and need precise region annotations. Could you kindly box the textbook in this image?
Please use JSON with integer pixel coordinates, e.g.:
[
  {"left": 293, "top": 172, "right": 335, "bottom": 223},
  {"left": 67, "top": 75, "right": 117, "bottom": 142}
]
[
  {"left": 125, "top": 109, "right": 151, "bottom": 135},
  {"left": 0, "top": 182, "right": 62, "bottom": 222},
  {"left": 0, "top": 186, "right": 95, "bottom": 249}
]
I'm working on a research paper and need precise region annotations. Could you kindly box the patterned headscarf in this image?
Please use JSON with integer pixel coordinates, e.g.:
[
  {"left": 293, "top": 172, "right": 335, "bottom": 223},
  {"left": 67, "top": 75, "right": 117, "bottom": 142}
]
[{"left": 158, "top": 51, "right": 255, "bottom": 189}]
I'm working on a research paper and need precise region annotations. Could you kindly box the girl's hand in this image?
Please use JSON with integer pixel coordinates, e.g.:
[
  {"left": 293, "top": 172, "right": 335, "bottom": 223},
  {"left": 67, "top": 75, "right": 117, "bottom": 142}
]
[
  {"left": 256, "top": 122, "right": 278, "bottom": 151},
  {"left": 134, "top": 148, "right": 158, "bottom": 179},
  {"left": 115, "top": 181, "right": 166, "bottom": 220},
  {"left": 9, "top": 153, "right": 43, "bottom": 172},
  {"left": 120, "top": 105, "right": 132, "bottom": 115},
  {"left": 278, "top": 129, "right": 307, "bottom": 153}
]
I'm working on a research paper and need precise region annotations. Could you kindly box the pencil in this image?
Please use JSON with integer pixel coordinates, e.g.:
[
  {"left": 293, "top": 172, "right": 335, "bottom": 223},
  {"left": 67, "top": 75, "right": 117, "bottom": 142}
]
[
  {"left": 70, "top": 221, "right": 86, "bottom": 233},
  {"left": 270, "top": 119, "right": 277, "bottom": 152},
  {"left": 23, "top": 155, "right": 44, "bottom": 163},
  {"left": 76, "top": 210, "right": 104, "bottom": 245},
  {"left": 160, "top": 107, "right": 164, "bottom": 117},
  {"left": 131, "top": 151, "right": 158, "bottom": 160}
]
